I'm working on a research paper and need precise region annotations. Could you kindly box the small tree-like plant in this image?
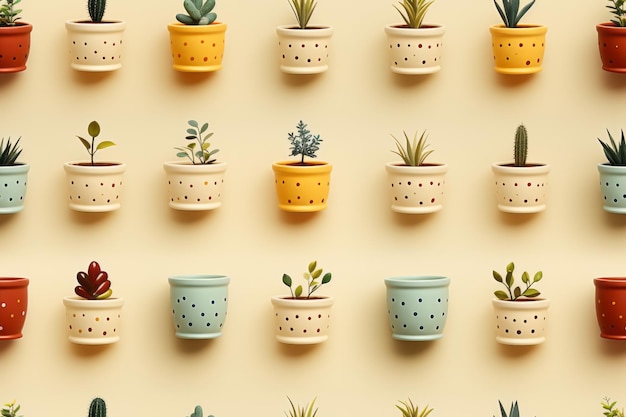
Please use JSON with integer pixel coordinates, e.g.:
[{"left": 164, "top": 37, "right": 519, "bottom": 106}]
[
  {"left": 282, "top": 260, "right": 331, "bottom": 299},
  {"left": 602, "top": 397, "right": 625, "bottom": 417},
  {"left": 0, "top": 0, "right": 22, "bottom": 26},
  {"left": 598, "top": 129, "right": 626, "bottom": 166},
  {"left": 176, "top": 0, "right": 217, "bottom": 25},
  {"left": 175, "top": 120, "right": 219, "bottom": 165},
  {"left": 391, "top": 130, "right": 434, "bottom": 166},
  {"left": 393, "top": 0, "right": 434, "bottom": 29},
  {"left": 396, "top": 398, "right": 433, "bottom": 417},
  {"left": 493, "top": 0, "right": 536, "bottom": 28},
  {"left": 75, "top": 121, "right": 116, "bottom": 166},
  {"left": 607, "top": 0, "right": 626, "bottom": 27},
  {"left": 75, "top": 261, "right": 113, "bottom": 300},
  {"left": 1, "top": 400, "right": 22, "bottom": 417},
  {"left": 285, "top": 397, "right": 318, "bottom": 417},
  {"left": 493, "top": 262, "right": 542, "bottom": 301},
  {"left": 287, "top": 120, "right": 323, "bottom": 165}
]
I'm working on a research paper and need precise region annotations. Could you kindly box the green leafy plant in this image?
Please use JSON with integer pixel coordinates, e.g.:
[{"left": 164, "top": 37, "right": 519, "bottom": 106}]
[
  {"left": 287, "top": 120, "right": 323, "bottom": 165},
  {"left": 0, "top": 0, "right": 22, "bottom": 26},
  {"left": 598, "top": 129, "right": 626, "bottom": 166},
  {"left": 186, "top": 405, "right": 214, "bottom": 417},
  {"left": 282, "top": 260, "right": 331, "bottom": 299},
  {"left": 175, "top": 120, "right": 219, "bottom": 165},
  {"left": 88, "top": 398, "right": 106, "bottom": 417},
  {"left": 393, "top": 0, "right": 434, "bottom": 29},
  {"left": 285, "top": 397, "right": 318, "bottom": 417},
  {"left": 1, "top": 400, "right": 22, "bottom": 417},
  {"left": 602, "top": 397, "right": 625, "bottom": 417},
  {"left": 513, "top": 124, "right": 528, "bottom": 167},
  {"left": 493, "top": 262, "right": 542, "bottom": 301},
  {"left": 396, "top": 399, "right": 433, "bottom": 417},
  {"left": 493, "top": 0, "right": 535, "bottom": 28},
  {"left": 495, "top": 401, "right": 520, "bottom": 417},
  {"left": 87, "top": 0, "right": 106, "bottom": 23},
  {"left": 391, "top": 130, "right": 434, "bottom": 166},
  {"left": 176, "top": 0, "right": 217, "bottom": 25},
  {"left": 607, "top": 0, "right": 626, "bottom": 27},
  {"left": 0, "top": 137, "right": 22, "bottom": 166},
  {"left": 76, "top": 121, "right": 116, "bottom": 166},
  {"left": 75, "top": 261, "right": 113, "bottom": 300},
  {"left": 288, "top": 0, "right": 316, "bottom": 29}
]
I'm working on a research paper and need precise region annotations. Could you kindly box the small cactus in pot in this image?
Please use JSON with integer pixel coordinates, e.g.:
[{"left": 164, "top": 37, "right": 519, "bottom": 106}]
[{"left": 88, "top": 398, "right": 106, "bottom": 417}]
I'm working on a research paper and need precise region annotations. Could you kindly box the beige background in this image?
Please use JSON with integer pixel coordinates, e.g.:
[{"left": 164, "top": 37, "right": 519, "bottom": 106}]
[{"left": 1, "top": 0, "right": 625, "bottom": 416}]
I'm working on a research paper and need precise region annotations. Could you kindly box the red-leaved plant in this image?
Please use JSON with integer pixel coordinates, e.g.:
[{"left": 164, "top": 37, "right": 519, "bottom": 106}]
[{"left": 74, "top": 261, "right": 113, "bottom": 300}]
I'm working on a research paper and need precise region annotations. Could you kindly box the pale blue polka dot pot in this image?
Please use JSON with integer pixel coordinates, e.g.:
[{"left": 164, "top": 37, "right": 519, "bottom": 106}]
[
  {"left": 384, "top": 276, "right": 450, "bottom": 341},
  {"left": 0, "top": 164, "right": 29, "bottom": 214},
  {"left": 168, "top": 275, "right": 230, "bottom": 339},
  {"left": 598, "top": 164, "right": 626, "bottom": 213}
]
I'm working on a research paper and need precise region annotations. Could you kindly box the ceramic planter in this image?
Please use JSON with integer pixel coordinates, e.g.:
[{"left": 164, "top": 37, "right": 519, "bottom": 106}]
[
  {"left": 168, "top": 22, "right": 227, "bottom": 72},
  {"left": 168, "top": 275, "right": 230, "bottom": 339},
  {"left": 489, "top": 24, "right": 547, "bottom": 74},
  {"left": 594, "top": 277, "right": 626, "bottom": 339},
  {"left": 63, "top": 162, "right": 126, "bottom": 212},
  {"left": 597, "top": 23, "right": 626, "bottom": 73},
  {"left": 492, "top": 298, "right": 550, "bottom": 345},
  {"left": 62, "top": 296, "right": 123, "bottom": 345},
  {"left": 0, "top": 278, "right": 29, "bottom": 340},
  {"left": 276, "top": 25, "right": 333, "bottom": 74},
  {"left": 271, "top": 296, "right": 333, "bottom": 344},
  {"left": 272, "top": 161, "right": 332, "bottom": 212},
  {"left": 0, "top": 23, "right": 32, "bottom": 73},
  {"left": 65, "top": 20, "right": 126, "bottom": 72},
  {"left": 163, "top": 161, "right": 227, "bottom": 211},
  {"left": 0, "top": 164, "right": 29, "bottom": 214},
  {"left": 492, "top": 163, "right": 550, "bottom": 213},
  {"left": 384, "top": 276, "right": 450, "bottom": 341},
  {"left": 597, "top": 164, "right": 626, "bottom": 213},
  {"left": 383, "top": 24, "right": 445, "bottom": 74},
  {"left": 385, "top": 162, "right": 447, "bottom": 214}
]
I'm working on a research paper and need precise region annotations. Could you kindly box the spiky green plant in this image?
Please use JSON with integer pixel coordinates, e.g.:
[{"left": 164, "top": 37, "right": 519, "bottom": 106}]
[
  {"left": 493, "top": 262, "right": 542, "bottom": 301},
  {"left": 288, "top": 0, "right": 317, "bottom": 29},
  {"left": 1, "top": 400, "right": 22, "bottom": 417},
  {"left": 76, "top": 120, "right": 116, "bottom": 166},
  {"left": 494, "top": 401, "right": 520, "bottom": 417},
  {"left": 493, "top": 0, "right": 536, "bottom": 28},
  {"left": 88, "top": 398, "right": 106, "bottom": 417},
  {"left": 186, "top": 405, "right": 215, "bottom": 417},
  {"left": 602, "top": 397, "right": 625, "bottom": 417},
  {"left": 285, "top": 397, "right": 318, "bottom": 417},
  {"left": 87, "top": 0, "right": 106, "bottom": 23},
  {"left": 0, "top": 0, "right": 22, "bottom": 26},
  {"left": 391, "top": 130, "right": 434, "bottom": 167},
  {"left": 287, "top": 120, "right": 323, "bottom": 165},
  {"left": 607, "top": 0, "right": 626, "bottom": 27},
  {"left": 513, "top": 124, "right": 528, "bottom": 167},
  {"left": 282, "top": 260, "right": 332, "bottom": 299},
  {"left": 393, "top": 0, "right": 434, "bottom": 29},
  {"left": 176, "top": 0, "right": 217, "bottom": 25},
  {"left": 598, "top": 129, "right": 626, "bottom": 166},
  {"left": 396, "top": 399, "right": 433, "bottom": 417},
  {"left": 0, "top": 137, "right": 23, "bottom": 166},
  {"left": 175, "top": 120, "right": 219, "bottom": 164}
]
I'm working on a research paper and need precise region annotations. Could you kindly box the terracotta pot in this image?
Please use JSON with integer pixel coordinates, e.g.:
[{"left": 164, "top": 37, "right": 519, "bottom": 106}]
[
  {"left": 0, "top": 278, "right": 29, "bottom": 340},
  {"left": 163, "top": 161, "right": 227, "bottom": 211},
  {"left": 63, "top": 296, "right": 123, "bottom": 345},
  {"left": 0, "top": 23, "right": 32, "bottom": 73},
  {"left": 63, "top": 162, "right": 126, "bottom": 212},
  {"left": 489, "top": 24, "right": 547, "bottom": 74},
  {"left": 597, "top": 23, "right": 626, "bottom": 73},
  {"left": 492, "top": 298, "right": 550, "bottom": 345},
  {"left": 272, "top": 161, "right": 332, "bottom": 212},
  {"left": 271, "top": 296, "right": 333, "bottom": 344},
  {"left": 594, "top": 277, "right": 626, "bottom": 339},
  {"left": 492, "top": 162, "right": 550, "bottom": 213},
  {"left": 168, "top": 22, "right": 227, "bottom": 72},
  {"left": 384, "top": 24, "right": 445, "bottom": 74},
  {"left": 276, "top": 25, "right": 333, "bottom": 74},
  {"left": 385, "top": 162, "right": 447, "bottom": 214},
  {"left": 65, "top": 20, "right": 126, "bottom": 72}
]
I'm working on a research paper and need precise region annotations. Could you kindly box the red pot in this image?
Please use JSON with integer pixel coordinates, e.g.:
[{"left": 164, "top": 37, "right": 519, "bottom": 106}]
[
  {"left": 597, "top": 23, "right": 626, "bottom": 73},
  {"left": 0, "top": 23, "right": 32, "bottom": 73},
  {"left": 594, "top": 277, "right": 626, "bottom": 339},
  {"left": 0, "top": 278, "right": 29, "bottom": 339}
]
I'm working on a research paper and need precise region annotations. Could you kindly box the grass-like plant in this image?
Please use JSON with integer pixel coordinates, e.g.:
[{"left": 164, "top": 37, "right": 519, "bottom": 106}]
[
  {"left": 0, "top": 0, "right": 22, "bottom": 26},
  {"left": 607, "top": 0, "right": 626, "bottom": 27},
  {"left": 288, "top": 0, "right": 316, "bottom": 29},
  {"left": 76, "top": 121, "right": 116, "bottom": 166},
  {"left": 285, "top": 397, "right": 318, "bottom": 417},
  {"left": 287, "top": 120, "right": 323, "bottom": 165},
  {"left": 493, "top": 0, "right": 536, "bottom": 28},
  {"left": 602, "top": 397, "right": 625, "bottom": 417},
  {"left": 175, "top": 120, "right": 219, "bottom": 164},
  {"left": 396, "top": 399, "right": 433, "bottom": 417},
  {"left": 0, "top": 137, "right": 22, "bottom": 166},
  {"left": 1, "top": 400, "right": 22, "bottom": 417},
  {"left": 176, "top": 0, "right": 217, "bottom": 25},
  {"left": 495, "top": 401, "right": 520, "bottom": 417},
  {"left": 282, "top": 260, "right": 331, "bottom": 299},
  {"left": 493, "top": 262, "right": 542, "bottom": 301},
  {"left": 391, "top": 130, "right": 434, "bottom": 166},
  {"left": 513, "top": 124, "right": 528, "bottom": 167},
  {"left": 393, "top": 0, "right": 434, "bottom": 29},
  {"left": 598, "top": 129, "right": 626, "bottom": 166}
]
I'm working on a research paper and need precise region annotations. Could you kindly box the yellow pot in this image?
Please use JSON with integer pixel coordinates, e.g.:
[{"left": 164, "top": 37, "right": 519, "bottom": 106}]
[
  {"left": 489, "top": 24, "right": 547, "bottom": 74},
  {"left": 168, "top": 22, "right": 226, "bottom": 72},
  {"left": 272, "top": 161, "right": 332, "bottom": 212}
]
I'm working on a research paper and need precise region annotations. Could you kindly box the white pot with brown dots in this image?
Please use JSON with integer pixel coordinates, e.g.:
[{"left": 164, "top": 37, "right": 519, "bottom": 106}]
[
  {"left": 272, "top": 161, "right": 332, "bottom": 213},
  {"left": 276, "top": 25, "right": 333, "bottom": 74},
  {"left": 492, "top": 298, "right": 550, "bottom": 345},
  {"left": 65, "top": 20, "right": 126, "bottom": 72},
  {"left": 62, "top": 296, "right": 123, "bottom": 345},
  {"left": 163, "top": 161, "right": 227, "bottom": 211},
  {"left": 271, "top": 296, "right": 333, "bottom": 344},
  {"left": 63, "top": 162, "right": 126, "bottom": 213},
  {"left": 384, "top": 24, "right": 445, "bottom": 75},
  {"left": 491, "top": 162, "right": 550, "bottom": 214},
  {"left": 385, "top": 162, "right": 447, "bottom": 214}
]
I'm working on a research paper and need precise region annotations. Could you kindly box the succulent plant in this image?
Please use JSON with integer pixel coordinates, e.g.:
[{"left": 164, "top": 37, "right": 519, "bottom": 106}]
[
  {"left": 88, "top": 398, "right": 106, "bottom": 417},
  {"left": 598, "top": 129, "right": 626, "bottom": 166},
  {"left": 602, "top": 397, "right": 625, "bottom": 417},
  {"left": 282, "top": 260, "right": 331, "bottom": 299},
  {"left": 396, "top": 399, "right": 433, "bottom": 417},
  {"left": 186, "top": 405, "right": 214, "bottom": 417},
  {"left": 1, "top": 400, "right": 22, "bottom": 417},
  {"left": 285, "top": 397, "right": 318, "bottom": 417},
  {"left": 87, "top": 0, "right": 106, "bottom": 23},
  {"left": 495, "top": 401, "right": 520, "bottom": 417},
  {"left": 393, "top": 0, "right": 434, "bottom": 29},
  {"left": 0, "top": 137, "right": 23, "bottom": 166},
  {"left": 513, "top": 124, "right": 528, "bottom": 167},
  {"left": 175, "top": 120, "right": 219, "bottom": 165},
  {"left": 176, "top": 0, "right": 217, "bottom": 25},
  {"left": 76, "top": 121, "right": 116, "bottom": 166},
  {"left": 0, "top": 0, "right": 22, "bottom": 26},
  {"left": 607, "top": 0, "right": 626, "bottom": 27},
  {"left": 287, "top": 120, "right": 324, "bottom": 165},
  {"left": 391, "top": 130, "right": 434, "bottom": 167},
  {"left": 75, "top": 261, "right": 113, "bottom": 300},
  {"left": 493, "top": 262, "right": 542, "bottom": 301},
  {"left": 493, "top": 0, "right": 536, "bottom": 28},
  {"left": 288, "top": 0, "right": 316, "bottom": 29}
]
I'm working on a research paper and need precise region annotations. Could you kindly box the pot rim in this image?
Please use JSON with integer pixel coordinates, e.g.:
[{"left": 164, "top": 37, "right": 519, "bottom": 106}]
[
  {"left": 168, "top": 21, "right": 227, "bottom": 33},
  {"left": 492, "top": 162, "right": 550, "bottom": 173},
  {"left": 63, "top": 296, "right": 124, "bottom": 307},
  {"left": 385, "top": 162, "right": 448, "bottom": 173},
  {"left": 168, "top": 275, "right": 230, "bottom": 287},
  {"left": 489, "top": 24, "right": 547, "bottom": 32},
  {"left": 163, "top": 160, "right": 227, "bottom": 173},
  {"left": 0, "top": 277, "right": 29, "bottom": 288},
  {"left": 385, "top": 275, "right": 450, "bottom": 288},
  {"left": 271, "top": 295, "right": 334, "bottom": 308},
  {"left": 492, "top": 297, "right": 550, "bottom": 309},
  {"left": 594, "top": 277, "right": 626, "bottom": 287}
]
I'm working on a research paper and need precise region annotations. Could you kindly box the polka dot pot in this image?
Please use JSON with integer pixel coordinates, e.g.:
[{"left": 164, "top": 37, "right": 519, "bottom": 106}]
[
  {"left": 272, "top": 161, "right": 332, "bottom": 213},
  {"left": 163, "top": 161, "right": 227, "bottom": 211},
  {"left": 168, "top": 22, "right": 227, "bottom": 73},
  {"left": 0, "top": 23, "right": 32, "bottom": 73},
  {"left": 0, "top": 164, "right": 29, "bottom": 214},
  {"left": 65, "top": 20, "right": 126, "bottom": 72},
  {"left": 597, "top": 164, "right": 626, "bottom": 214},
  {"left": 276, "top": 25, "right": 333, "bottom": 74},
  {"left": 0, "top": 278, "right": 29, "bottom": 340},
  {"left": 271, "top": 296, "right": 334, "bottom": 344},
  {"left": 384, "top": 24, "right": 445, "bottom": 75},
  {"left": 492, "top": 298, "right": 550, "bottom": 345},
  {"left": 597, "top": 23, "right": 626, "bottom": 73},
  {"left": 385, "top": 162, "right": 447, "bottom": 214},
  {"left": 594, "top": 277, "right": 626, "bottom": 340},
  {"left": 492, "top": 163, "right": 550, "bottom": 213},
  {"left": 489, "top": 25, "right": 547, "bottom": 75},
  {"left": 63, "top": 162, "right": 126, "bottom": 213},
  {"left": 384, "top": 276, "right": 450, "bottom": 341},
  {"left": 168, "top": 275, "right": 229, "bottom": 339},
  {"left": 62, "top": 296, "right": 123, "bottom": 345}
]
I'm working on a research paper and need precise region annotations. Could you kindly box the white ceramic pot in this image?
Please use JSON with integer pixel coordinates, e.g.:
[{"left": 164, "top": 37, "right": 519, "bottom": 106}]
[
  {"left": 385, "top": 162, "right": 447, "bottom": 214},
  {"left": 492, "top": 298, "right": 550, "bottom": 345},
  {"left": 492, "top": 162, "right": 550, "bottom": 213},
  {"left": 597, "top": 164, "right": 626, "bottom": 214},
  {"left": 163, "top": 161, "right": 227, "bottom": 211},
  {"left": 63, "top": 296, "right": 124, "bottom": 345},
  {"left": 0, "top": 164, "right": 29, "bottom": 214},
  {"left": 270, "top": 296, "right": 333, "bottom": 344},
  {"left": 65, "top": 20, "right": 126, "bottom": 72},
  {"left": 384, "top": 24, "right": 445, "bottom": 74},
  {"left": 276, "top": 25, "right": 333, "bottom": 74},
  {"left": 63, "top": 162, "right": 126, "bottom": 212}
]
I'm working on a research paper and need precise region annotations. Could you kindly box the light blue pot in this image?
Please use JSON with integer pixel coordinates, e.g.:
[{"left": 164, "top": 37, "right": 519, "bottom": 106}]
[
  {"left": 168, "top": 275, "right": 230, "bottom": 339},
  {"left": 384, "top": 276, "right": 450, "bottom": 341},
  {"left": 598, "top": 164, "right": 626, "bottom": 213},
  {"left": 0, "top": 164, "right": 29, "bottom": 214}
]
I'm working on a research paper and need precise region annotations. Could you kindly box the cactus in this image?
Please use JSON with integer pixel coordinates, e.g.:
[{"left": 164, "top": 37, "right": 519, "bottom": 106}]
[
  {"left": 88, "top": 398, "right": 106, "bottom": 417},
  {"left": 87, "top": 0, "right": 106, "bottom": 23},
  {"left": 513, "top": 124, "right": 528, "bottom": 167},
  {"left": 176, "top": 0, "right": 217, "bottom": 25},
  {"left": 187, "top": 405, "right": 214, "bottom": 417}
]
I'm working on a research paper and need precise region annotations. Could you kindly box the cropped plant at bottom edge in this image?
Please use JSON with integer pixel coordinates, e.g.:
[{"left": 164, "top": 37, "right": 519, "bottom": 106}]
[
  {"left": 396, "top": 398, "right": 433, "bottom": 417},
  {"left": 282, "top": 260, "right": 331, "bottom": 299},
  {"left": 87, "top": 398, "right": 106, "bottom": 417},
  {"left": 187, "top": 405, "right": 214, "bottom": 417},
  {"left": 1, "top": 400, "right": 22, "bottom": 417},
  {"left": 602, "top": 397, "right": 624, "bottom": 417},
  {"left": 285, "top": 397, "right": 318, "bottom": 417}
]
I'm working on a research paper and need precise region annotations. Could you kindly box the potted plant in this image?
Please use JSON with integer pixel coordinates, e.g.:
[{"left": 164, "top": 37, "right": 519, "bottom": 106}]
[
  {"left": 492, "top": 262, "right": 549, "bottom": 345},
  {"left": 185, "top": 405, "right": 214, "bottom": 417},
  {"left": 63, "top": 120, "right": 125, "bottom": 212},
  {"left": 0, "top": 276, "right": 28, "bottom": 339},
  {"left": 168, "top": 274, "right": 230, "bottom": 339},
  {"left": 594, "top": 277, "right": 626, "bottom": 339},
  {"left": 271, "top": 261, "right": 333, "bottom": 344},
  {"left": 0, "top": 0, "right": 32, "bottom": 73},
  {"left": 276, "top": 0, "right": 333, "bottom": 74},
  {"left": 601, "top": 397, "right": 624, "bottom": 417},
  {"left": 1, "top": 400, "right": 22, "bottom": 417},
  {"left": 384, "top": 0, "right": 445, "bottom": 74},
  {"left": 597, "top": 129, "right": 626, "bottom": 213},
  {"left": 168, "top": 0, "right": 227, "bottom": 72},
  {"left": 395, "top": 399, "right": 434, "bottom": 417},
  {"left": 65, "top": 0, "right": 126, "bottom": 72},
  {"left": 491, "top": 124, "right": 550, "bottom": 213},
  {"left": 0, "top": 137, "right": 28, "bottom": 214},
  {"left": 285, "top": 397, "right": 319, "bottom": 417},
  {"left": 163, "top": 120, "right": 227, "bottom": 211},
  {"left": 272, "top": 120, "right": 332, "bottom": 212},
  {"left": 62, "top": 261, "right": 124, "bottom": 345},
  {"left": 385, "top": 130, "right": 447, "bottom": 214},
  {"left": 597, "top": 0, "right": 626, "bottom": 73},
  {"left": 490, "top": 0, "right": 547, "bottom": 74}
]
